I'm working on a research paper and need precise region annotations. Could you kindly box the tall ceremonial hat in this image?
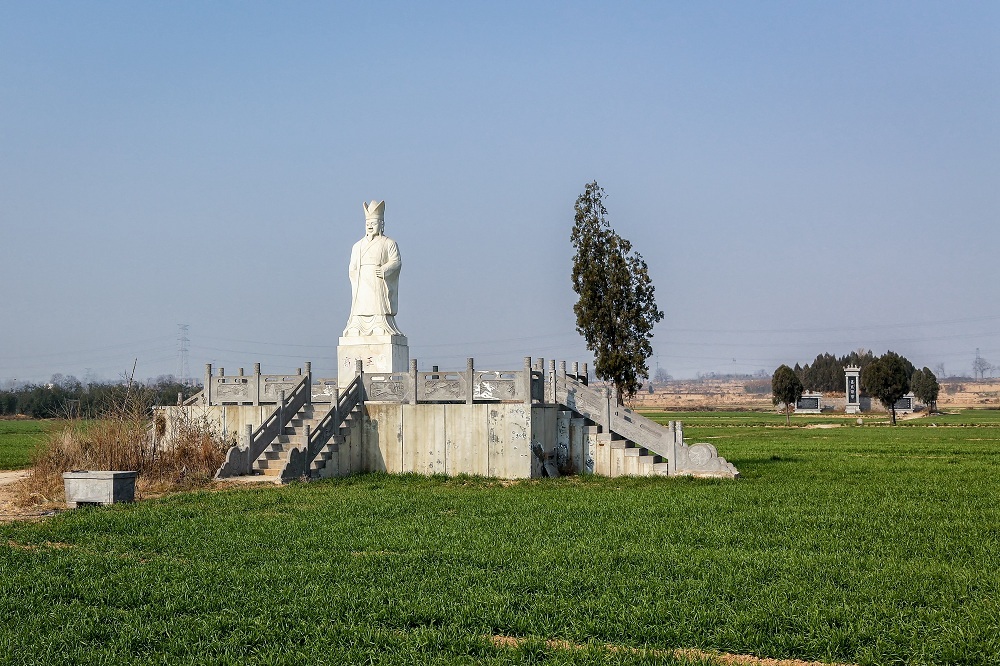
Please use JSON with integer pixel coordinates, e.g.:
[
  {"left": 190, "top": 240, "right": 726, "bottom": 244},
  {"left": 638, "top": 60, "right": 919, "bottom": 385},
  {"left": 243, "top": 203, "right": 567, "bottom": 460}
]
[{"left": 363, "top": 200, "right": 385, "bottom": 221}]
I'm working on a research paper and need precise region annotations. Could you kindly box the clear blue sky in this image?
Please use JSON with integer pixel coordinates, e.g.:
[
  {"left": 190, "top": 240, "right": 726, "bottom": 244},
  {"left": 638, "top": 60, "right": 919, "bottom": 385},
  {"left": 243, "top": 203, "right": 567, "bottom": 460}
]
[{"left": 2, "top": 1, "right": 998, "bottom": 383}]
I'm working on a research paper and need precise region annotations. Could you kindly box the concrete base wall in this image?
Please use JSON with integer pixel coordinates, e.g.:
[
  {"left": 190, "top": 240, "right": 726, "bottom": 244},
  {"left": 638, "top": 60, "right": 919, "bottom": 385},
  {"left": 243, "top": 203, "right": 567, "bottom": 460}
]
[
  {"left": 169, "top": 400, "right": 701, "bottom": 480},
  {"left": 359, "top": 402, "right": 535, "bottom": 478}
]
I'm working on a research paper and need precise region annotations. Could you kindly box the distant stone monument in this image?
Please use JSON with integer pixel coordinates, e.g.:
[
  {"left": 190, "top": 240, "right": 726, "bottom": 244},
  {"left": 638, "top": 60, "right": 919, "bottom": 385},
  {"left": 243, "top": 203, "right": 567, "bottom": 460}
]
[
  {"left": 844, "top": 365, "right": 861, "bottom": 414},
  {"left": 337, "top": 200, "right": 409, "bottom": 386},
  {"left": 795, "top": 391, "right": 823, "bottom": 414}
]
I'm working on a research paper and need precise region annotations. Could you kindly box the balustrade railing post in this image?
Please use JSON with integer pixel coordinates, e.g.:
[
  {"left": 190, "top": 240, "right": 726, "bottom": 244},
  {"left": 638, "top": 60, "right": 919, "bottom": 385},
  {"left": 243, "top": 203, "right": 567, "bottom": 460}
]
[
  {"left": 253, "top": 363, "right": 261, "bottom": 406},
  {"left": 279, "top": 390, "right": 286, "bottom": 428},
  {"left": 582, "top": 363, "right": 589, "bottom": 386},
  {"left": 558, "top": 360, "right": 567, "bottom": 403},
  {"left": 305, "top": 362, "right": 312, "bottom": 404},
  {"left": 523, "top": 357, "right": 532, "bottom": 407},
  {"left": 332, "top": 387, "right": 340, "bottom": 433},
  {"left": 356, "top": 359, "right": 365, "bottom": 450},
  {"left": 548, "top": 360, "right": 556, "bottom": 405},
  {"left": 356, "top": 358, "right": 365, "bottom": 399},
  {"left": 245, "top": 423, "right": 253, "bottom": 474},
  {"left": 409, "top": 359, "right": 418, "bottom": 404},
  {"left": 605, "top": 386, "right": 612, "bottom": 433},
  {"left": 205, "top": 364, "right": 212, "bottom": 405},
  {"left": 466, "top": 358, "right": 475, "bottom": 405}
]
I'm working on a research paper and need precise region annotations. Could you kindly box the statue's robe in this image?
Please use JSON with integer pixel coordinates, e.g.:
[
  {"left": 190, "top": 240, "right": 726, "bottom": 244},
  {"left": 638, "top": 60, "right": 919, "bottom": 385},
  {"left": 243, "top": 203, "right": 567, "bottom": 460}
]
[{"left": 348, "top": 234, "right": 401, "bottom": 320}]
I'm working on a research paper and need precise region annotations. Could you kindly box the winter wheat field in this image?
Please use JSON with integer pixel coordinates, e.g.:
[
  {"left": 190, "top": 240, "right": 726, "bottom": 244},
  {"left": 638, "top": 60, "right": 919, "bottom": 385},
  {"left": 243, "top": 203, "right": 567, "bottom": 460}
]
[{"left": 0, "top": 410, "right": 998, "bottom": 665}]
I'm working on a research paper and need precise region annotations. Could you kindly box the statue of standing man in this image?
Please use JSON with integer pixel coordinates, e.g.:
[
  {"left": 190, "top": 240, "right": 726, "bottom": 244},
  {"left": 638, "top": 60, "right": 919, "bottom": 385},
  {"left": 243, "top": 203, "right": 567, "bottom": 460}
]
[{"left": 343, "top": 200, "right": 404, "bottom": 337}]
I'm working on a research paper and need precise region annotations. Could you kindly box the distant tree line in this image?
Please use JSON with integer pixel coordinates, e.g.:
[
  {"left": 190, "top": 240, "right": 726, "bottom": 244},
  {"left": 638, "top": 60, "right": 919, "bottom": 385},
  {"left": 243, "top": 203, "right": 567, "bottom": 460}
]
[
  {"left": 792, "top": 350, "right": 890, "bottom": 392},
  {"left": 0, "top": 375, "right": 200, "bottom": 419},
  {"left": 774, "top": 350, "right": 940, "bottom": 424}
]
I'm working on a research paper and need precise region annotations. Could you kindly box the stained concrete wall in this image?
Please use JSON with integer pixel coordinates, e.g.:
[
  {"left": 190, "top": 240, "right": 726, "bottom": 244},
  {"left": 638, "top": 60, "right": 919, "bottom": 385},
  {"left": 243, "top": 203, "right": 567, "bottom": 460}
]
[{"left": 358, "top": 402, "right": 535, "bottom": 478}]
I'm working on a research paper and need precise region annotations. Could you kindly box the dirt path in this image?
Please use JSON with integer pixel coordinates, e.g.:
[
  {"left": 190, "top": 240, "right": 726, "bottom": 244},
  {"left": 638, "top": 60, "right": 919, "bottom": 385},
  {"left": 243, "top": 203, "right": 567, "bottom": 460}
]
[
  {"left": 0, "top": 470, "right": 28, "bottom": 486},
  {"left": 0, "top": 469, "right": 58, "bottom": 523}
]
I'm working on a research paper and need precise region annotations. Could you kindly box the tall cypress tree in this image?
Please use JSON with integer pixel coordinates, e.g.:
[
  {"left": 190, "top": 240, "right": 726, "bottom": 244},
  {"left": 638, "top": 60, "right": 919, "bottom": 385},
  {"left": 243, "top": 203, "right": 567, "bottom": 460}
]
[{"left": 571, "top": 182, "right": 663, "bottom": 404}]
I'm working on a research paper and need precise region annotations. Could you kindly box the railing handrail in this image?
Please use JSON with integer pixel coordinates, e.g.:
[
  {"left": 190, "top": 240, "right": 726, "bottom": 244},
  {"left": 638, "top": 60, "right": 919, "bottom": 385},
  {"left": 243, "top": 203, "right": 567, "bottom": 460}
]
[
  {"left": 246, "top": 374, "right": 310, "bottom": 466},
  {"left": 557, "top": 373, "right": 672, "bottom": 461},
  {"left": 305, "top": 375, "right": 362, "bottom": 466}
]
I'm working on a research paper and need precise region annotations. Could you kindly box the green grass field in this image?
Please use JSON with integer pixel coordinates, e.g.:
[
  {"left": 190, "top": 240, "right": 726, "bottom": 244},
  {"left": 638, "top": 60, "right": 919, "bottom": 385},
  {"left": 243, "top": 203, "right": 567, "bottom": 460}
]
[
  {"left": 1, "top": 412, "right": 998, "bottom": 665},
  {"left": 0, "top": 420, "right": 51, "bottom": 469}
]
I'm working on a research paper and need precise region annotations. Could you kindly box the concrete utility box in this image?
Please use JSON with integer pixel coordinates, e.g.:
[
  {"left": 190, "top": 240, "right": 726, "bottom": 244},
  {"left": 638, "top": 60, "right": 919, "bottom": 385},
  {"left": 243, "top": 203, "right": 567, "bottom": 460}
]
[{"left": 62, "top": 470, "right": 138, "bottom": 508}]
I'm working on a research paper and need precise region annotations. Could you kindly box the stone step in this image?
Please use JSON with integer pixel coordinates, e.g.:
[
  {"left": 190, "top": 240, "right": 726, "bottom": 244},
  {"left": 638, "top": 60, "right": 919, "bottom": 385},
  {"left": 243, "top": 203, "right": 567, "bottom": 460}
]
[
  {"left": 284, "top": 425, "right": 315, "bottom": 435},
  {"left": 653, "top": 462, "right": 669, "bottom": 474},
  {"left": 310, "top": 451, "right": 337, "bottom": 471}
]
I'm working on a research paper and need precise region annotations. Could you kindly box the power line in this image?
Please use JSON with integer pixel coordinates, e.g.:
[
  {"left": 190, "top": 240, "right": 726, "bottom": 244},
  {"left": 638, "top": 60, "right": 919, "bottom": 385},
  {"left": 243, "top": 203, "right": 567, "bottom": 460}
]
[
  {"left": 658, "top": 313, "right": 1000, "bottom": 335},
  {"left": 0, "top": 336, "right": 176, "bottom": 361}
]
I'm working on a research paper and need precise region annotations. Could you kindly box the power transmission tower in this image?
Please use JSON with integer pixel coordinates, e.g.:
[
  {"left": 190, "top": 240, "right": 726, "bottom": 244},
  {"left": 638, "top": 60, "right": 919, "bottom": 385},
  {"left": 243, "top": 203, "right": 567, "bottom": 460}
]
[
  {"left": 972, "top": 348, "right": 993, "bottom": 380},
  {"left": 177, "top": 324, "right": 190, "bottom": 383}
]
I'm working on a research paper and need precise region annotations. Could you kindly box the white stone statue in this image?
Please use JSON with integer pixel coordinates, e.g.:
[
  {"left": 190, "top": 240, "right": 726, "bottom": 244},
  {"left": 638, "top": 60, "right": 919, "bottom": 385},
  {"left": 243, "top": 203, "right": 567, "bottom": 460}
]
[{"left": 343, "top": 200, "right": 404, "bottom": 337}]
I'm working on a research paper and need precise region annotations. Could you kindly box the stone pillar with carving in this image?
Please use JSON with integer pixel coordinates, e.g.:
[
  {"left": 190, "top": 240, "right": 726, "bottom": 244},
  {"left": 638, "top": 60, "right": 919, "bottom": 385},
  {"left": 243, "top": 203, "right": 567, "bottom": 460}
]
[
  {"left": 337, "top": 200, "right": 409, "bottom": 387},
  {"left": 844, "top": 365, "right": 861, "bottom": 414}
]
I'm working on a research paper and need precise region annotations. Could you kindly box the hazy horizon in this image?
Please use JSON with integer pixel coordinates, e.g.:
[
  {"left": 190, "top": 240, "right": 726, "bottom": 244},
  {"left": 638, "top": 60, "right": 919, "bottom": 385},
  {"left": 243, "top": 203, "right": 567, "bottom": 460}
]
[{"left": 3, "top": 2, "right": 997, "bottom": 384}]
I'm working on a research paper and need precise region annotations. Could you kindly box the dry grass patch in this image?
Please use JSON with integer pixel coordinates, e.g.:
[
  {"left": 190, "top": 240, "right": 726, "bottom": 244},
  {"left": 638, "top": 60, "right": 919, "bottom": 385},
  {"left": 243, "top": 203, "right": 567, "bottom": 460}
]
[
  {"left": 489, "top": 635, "right": 855, "bottom": 666},
  {"left": 18, "top": 383, "right": 233, "bottom": 509}
]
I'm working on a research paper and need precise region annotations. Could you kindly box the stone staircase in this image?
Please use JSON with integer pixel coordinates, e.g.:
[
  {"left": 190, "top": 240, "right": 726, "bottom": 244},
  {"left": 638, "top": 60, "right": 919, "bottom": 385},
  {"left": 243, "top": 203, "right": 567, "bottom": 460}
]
[
  {"left": 308, "top": 403, "right": 363, "bottom": 479},
  {"left": 253, "top": 403, "right": 323, "bottom": 477},
  {"left": 250, "top": 401, "right": 363, "bottom": 479},
  {"left": 606, "top": 434, "right": 669, "bottom": 476},
  {"left": 557, "top": 376, "right": 740, "bottom": 479}
]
